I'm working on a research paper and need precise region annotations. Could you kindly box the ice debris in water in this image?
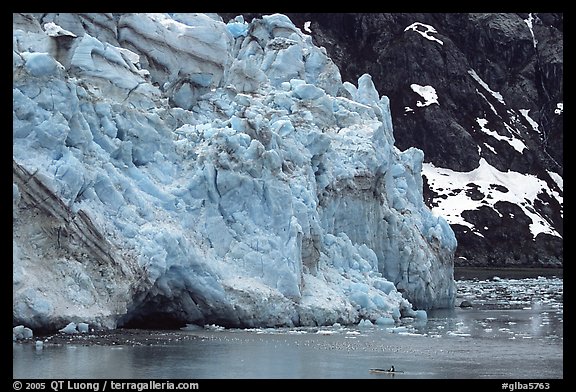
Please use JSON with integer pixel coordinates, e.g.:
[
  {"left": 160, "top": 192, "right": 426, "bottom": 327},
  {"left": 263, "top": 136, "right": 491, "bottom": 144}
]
[
  {"left": 13, "top": 325, "right": 33, "bottom": 340},
  {"left": 358, "top": 319, "right": 375, "bottom": 328},
  {"left": 58, "top": 322, "right": 89, "bottom": 334},
  {"left": 59, "top": 322, "right": 79, "bottom": 334}
]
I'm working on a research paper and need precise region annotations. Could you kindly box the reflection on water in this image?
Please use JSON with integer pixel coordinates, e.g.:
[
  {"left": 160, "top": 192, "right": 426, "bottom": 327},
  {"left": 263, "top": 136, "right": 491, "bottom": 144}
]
[{"left": 13, "top": 276, "right": 562, "bottom": 379}]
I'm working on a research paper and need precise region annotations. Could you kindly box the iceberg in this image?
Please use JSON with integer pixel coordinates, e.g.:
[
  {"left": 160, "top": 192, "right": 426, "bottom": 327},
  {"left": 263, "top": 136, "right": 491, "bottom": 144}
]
[{"left": 13, "top": 13, "right": 456, "bottom": 331}]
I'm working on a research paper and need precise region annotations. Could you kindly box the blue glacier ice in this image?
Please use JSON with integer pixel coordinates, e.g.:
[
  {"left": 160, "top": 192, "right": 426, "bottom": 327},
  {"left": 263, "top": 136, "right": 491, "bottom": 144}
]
[{"left": 13, "top": 13, "right": 456, "bottom": 331}]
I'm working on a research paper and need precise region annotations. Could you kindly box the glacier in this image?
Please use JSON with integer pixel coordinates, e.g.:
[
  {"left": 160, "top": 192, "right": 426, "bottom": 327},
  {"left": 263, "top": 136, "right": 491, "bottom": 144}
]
[{"left": 13, "top": 13, "right": 457, "bottom": 331}]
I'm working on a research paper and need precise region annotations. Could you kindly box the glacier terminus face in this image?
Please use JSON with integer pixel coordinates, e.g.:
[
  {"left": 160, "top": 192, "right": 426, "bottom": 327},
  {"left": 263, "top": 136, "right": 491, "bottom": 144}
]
[{"left": 13, "top": 13, "right": 457, "bottom": 331}]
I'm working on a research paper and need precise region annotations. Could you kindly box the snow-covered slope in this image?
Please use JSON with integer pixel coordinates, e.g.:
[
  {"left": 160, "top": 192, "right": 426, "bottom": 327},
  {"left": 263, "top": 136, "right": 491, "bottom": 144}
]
[{"left": 13, "top": 13, "right": 455, "bottom": 331}]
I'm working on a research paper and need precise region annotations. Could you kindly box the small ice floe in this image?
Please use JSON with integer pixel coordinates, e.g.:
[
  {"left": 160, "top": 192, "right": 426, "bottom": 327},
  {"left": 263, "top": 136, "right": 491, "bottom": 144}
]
[
  {"left": 413, "top": 310, "right": 428, "bottom": 320},
  {"left": 287, "top": 329, "right": 307, "bottom": 335},
  {"left": 58, "top": 322, "right": 90, "bottom": 334},
  {"left": 13, "top": 325, "right": 33, "bottom": 341},
  {"left": 446, "top": 331, "right": 471, "bottom": 337},
  {"left": 180, "top": 324, "right": 203, "bottom": 331},
  {"left": 35, "top": 340, "right": 44, "bottom": 350},
  {"left": 397, "top": 331, "right": 425, "bottom": 337},
  {"left": 358, "top": 319, "right": 375, "bottom": 328},
  {"left": 375, "top": 316, "right": 395, "bottom": 326},
  {"left": 316, "top": 329, "right": 337, "bottom": 335},
  {"left": 204, "top": 324, "right": 225, "bottom": 331},
  {"left": 59, "top": 322, "right": 79, "bottom": 334},
  {"left": 389, "top": 326, "right": 409, "bottom": 333}
]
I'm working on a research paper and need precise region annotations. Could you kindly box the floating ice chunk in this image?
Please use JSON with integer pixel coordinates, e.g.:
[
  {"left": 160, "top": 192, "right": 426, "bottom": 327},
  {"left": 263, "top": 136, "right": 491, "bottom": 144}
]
[
  {"left": 316, "top": 329, "right": 336, "bottom": 335},
  {"left": 13, "top": 325, "right": 24, "bottom": 341},
  {"left": 35, "top": 340, "right": 44, "bottom": 349},
  {"left": 413, "top": 309, "right": 428, "bottom": 320},
  {"left": 59, "top": 322, "right": 78, "bottom": 334},
  {"left": 204, "top": 324, "right": 225, "bottom": 331},
  {"left": 358, "top": 319, "right": 374, "bottom": 328},
  {"left": 398, "top": 331, "right": 426, "bottom": 337},
  {"left": 77, "top": 322, "right": 89, "bottom": 333},
  {"left": 23, "top": 327, "right": 33, "bottom": 339},
  {"left": 287, "top": 329, "right": 307, "bottom": 334},
  {"left": 447, "top": 331, "right": 471, "bottom": 337},
  {"left": 180, "top": 324, "right": 202, "bottom": 331},
  {"left": 375, "top": 316, "right": 395, "bottom": 326},
  {"left": 13, "top": 325, "right": 34, "bottom": 340}
]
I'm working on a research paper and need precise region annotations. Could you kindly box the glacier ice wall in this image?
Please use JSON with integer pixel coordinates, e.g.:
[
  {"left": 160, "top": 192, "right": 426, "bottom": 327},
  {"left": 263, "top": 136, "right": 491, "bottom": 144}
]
[{"left": 13, "top": 13, "right": 456, "bottom": 330}]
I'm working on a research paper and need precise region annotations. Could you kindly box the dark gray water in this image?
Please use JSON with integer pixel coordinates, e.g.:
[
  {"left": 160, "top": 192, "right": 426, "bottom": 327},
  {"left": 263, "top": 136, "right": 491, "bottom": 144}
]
[{"left": 13, "top": 275, "right": 563, "bottom": 379}]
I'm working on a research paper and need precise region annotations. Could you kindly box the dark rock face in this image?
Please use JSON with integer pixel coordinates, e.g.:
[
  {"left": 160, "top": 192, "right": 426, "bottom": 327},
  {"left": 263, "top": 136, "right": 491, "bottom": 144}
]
[{"left": 220, "top": 13, "right": 563, "bottom": 268}]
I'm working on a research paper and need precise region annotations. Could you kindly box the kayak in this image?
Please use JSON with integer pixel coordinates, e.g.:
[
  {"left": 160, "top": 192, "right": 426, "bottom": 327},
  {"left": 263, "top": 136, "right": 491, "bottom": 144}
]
[{"left": 369, "top": 368, "right": 404, "bottom": 374}]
